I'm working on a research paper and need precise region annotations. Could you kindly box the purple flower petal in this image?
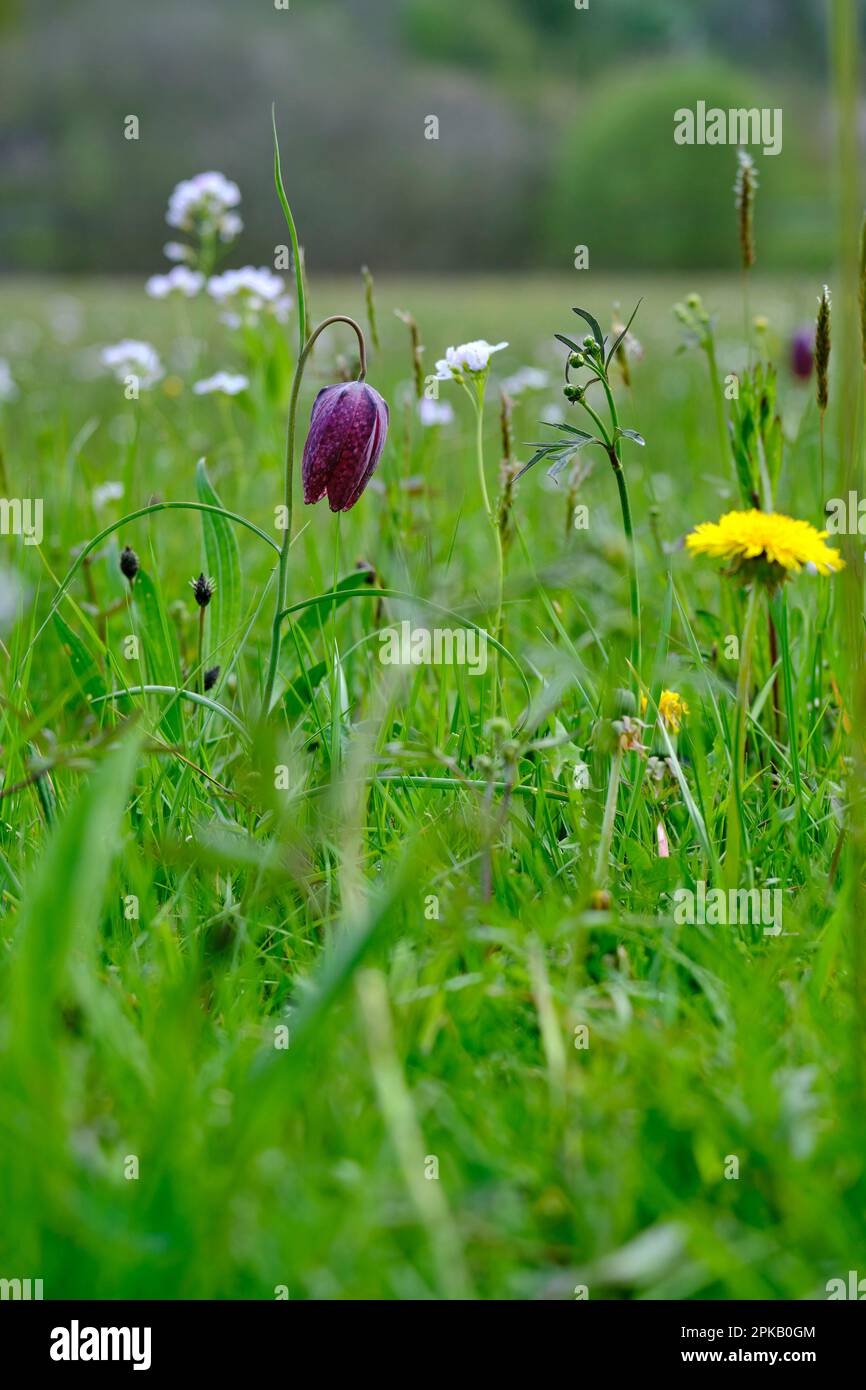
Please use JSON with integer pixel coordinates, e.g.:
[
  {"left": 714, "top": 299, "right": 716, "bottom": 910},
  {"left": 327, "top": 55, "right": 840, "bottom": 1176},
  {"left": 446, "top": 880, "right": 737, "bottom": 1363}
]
[{"left": 301, "top": 381, "right": 389, "bottom": 512}]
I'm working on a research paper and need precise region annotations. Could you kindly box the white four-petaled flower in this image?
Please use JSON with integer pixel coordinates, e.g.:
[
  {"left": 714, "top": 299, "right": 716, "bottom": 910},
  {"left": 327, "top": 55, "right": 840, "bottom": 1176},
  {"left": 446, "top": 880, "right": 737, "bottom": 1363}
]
[{"left": 433, "top": 340, "right": 508, "bottom": 380}]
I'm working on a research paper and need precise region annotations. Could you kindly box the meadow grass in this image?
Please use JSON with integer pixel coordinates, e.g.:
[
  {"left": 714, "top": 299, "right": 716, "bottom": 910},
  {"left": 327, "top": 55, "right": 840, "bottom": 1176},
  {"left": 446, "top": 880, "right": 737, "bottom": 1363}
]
[{"left": 0, "top": 269, "right": 864, "bottom": 1300}]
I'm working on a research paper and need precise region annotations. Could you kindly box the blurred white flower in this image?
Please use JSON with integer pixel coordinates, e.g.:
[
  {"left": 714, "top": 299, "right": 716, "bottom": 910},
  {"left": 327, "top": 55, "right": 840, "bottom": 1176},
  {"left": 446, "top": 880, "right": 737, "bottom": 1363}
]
[
  {"left": 166, "top": 171, "right": 242, "bottom": 240},
  {"left": 207, "top": 267, "right": 291, "bottom": 328},
  {"left": 0, "top": 359, "right": 18, "bottom": 402},
  {"left": 164, "top": 241, "right": 194, "bottom": 264},
  {"left": 417, "top": 398, "right": 454, "bottom": 427},
  {"left": 434, "top": 340, "right": 508, "bottom": 380},
  {"left": 623, "top": 332, "right": 643, "bottom": 361},
  {"left": 48, "top": 295, "right": 85, "bottom": 345},
  {"left": 573, "top": 760, "right": 590, "bottom": 791},
  {"left": 218, "top": 212, "right": 243, "bottom": 243},
  {"left": 540, "top": 401, "right": 565, "bottom": 424},
  {"left": 146, "top": 266, "right": 205, "bottom": 299},
  {"left": 0, "top": 321, "right": 40, "bottom": 355},
  {"left": 100, "top": 340, "right": 163, "bottom": 388},
  {"left": 92, "top": 480, "right": 124, "bottom": 509},
  {"left": 193, "top": 371, "right": 249, "bottom": 397},
  {"left": 0, "top": 565, "right": 27, "bottom": 633},
  {"left": 501, "top": 366, "right": 550, "bottom": 396}
]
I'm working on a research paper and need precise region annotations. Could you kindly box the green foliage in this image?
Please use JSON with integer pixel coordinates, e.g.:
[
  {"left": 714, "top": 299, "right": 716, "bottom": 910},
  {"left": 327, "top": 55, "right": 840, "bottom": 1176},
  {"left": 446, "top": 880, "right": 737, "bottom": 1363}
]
[
  {"left": 196, "top": 458, "right": 242, "bottom": 683},
  {"left": 547, "top": 61, "right": 834, "bottom": 271},
  {"left": 0, "top": 271, "right": 862, "bottom": 1299},
  {"left": 401, "top": 0, "right": 532, "bottom": 72}
]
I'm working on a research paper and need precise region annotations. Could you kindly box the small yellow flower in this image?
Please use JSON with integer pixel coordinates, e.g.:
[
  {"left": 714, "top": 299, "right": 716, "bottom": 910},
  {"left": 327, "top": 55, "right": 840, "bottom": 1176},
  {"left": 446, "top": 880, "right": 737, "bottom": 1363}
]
[
  {"left": 686, "top": 508, "right": 843, "bottom": 580},
  {"left": 641, "top": 689, "right": 689, "bottom": 732}
]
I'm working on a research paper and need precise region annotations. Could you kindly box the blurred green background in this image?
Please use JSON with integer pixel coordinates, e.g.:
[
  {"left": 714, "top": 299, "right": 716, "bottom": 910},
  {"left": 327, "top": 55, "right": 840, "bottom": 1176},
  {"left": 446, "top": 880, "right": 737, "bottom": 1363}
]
[{"left": 0, "top": 0, "right": 855, "bottom": 275}]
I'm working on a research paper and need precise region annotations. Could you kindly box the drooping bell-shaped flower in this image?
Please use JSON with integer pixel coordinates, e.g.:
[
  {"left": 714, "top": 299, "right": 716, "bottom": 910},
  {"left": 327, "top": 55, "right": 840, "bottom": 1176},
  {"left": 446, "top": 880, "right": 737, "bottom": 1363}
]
[
  {"left": 302, "top": 381, "right": 389, "bottom": 512},
  {"left": 790, "top": 325, "right": 814, "bottom": 381}
]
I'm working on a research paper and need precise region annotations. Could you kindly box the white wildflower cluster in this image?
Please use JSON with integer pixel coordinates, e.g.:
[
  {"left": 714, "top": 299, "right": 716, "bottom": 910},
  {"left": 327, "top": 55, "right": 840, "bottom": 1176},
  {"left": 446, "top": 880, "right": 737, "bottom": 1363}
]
[
  {"left": 501, "top": 366, "right": 550, "bottom": 397},
  {"left": 434, "top": 340, "right": 508, "bottom": 380},
  {"left": 100, "top": 340, "right": 163, "bottom": 389},
  {"left": 166, "top": 171, "right": 242, "bottom": 241},
  {"left": 145, "top": 266, "right": 205, "bottom": 300},
  {"left": 417, "top": 398, "right": 454, "bottom": 427},
  {"left": 207, "top": 267, "right": 292, "bottom": 329},
  {"left": 193, "top": 372, "right": 249, "bottom": 397},
  {"left": 92, "top": 481, "right": 124, "bottom": 510}
]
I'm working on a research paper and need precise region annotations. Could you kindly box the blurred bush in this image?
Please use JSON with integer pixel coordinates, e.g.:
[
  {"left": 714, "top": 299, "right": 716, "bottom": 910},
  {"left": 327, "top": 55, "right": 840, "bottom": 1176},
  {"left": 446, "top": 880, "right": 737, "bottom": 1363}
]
[
  {"left": 0, "top": 1, "right": 845, "bottom": 275},
  {"left": 545, "top": 61, "right": 835, "bottom": 272}
]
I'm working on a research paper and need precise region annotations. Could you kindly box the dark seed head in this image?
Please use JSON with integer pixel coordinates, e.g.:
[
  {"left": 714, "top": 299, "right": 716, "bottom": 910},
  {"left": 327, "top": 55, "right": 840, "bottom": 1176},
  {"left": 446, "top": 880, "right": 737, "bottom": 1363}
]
[
  {"left": 816, "top": 286, "right": 831, "bottom": 413},
  {"left": 190, "top": 573, "right": 216, "bottom": 607},
  {"left": 119, "top": 545, "right": 139, "bottom": 582},
  {"left": 203, "top": 665, "right": 220, "bottom": 691}
]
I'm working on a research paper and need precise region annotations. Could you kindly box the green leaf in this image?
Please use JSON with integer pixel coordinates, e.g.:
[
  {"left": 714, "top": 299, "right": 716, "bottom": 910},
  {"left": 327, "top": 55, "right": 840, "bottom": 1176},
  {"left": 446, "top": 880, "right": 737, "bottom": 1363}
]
[
  {"left": 516, "top": 435, "right": 595, "bottom": 481},
  {"left": 53, "top": 611, "right": 105, "bottom": 706},
  {"left": 272, "top": 103, "right": 306, "bottom": 353},
  {"left": 9, "top": 726, "right": 142, "bottom": 1069},
  {"left": 605, "top": 298, "right": 643, "bottom": 370},
  {"left": 539, "top": 423, "right": 594, "bottom": 440},
  {"left": 554, "top": 333, "right": 585, "bottom": 356},
  {"left": 133, "top": 570, "right": 184, "bottom": 744},
  {"left": 618, "top": 428, "right": 646, "bottom": 446},
  {"left": 283, "top": 660, "right": 328, "bottom": 721},
  {"left": 571, "top": 306, "right": 606, "bottom": 354},
  {"left": 295, "top": 570, "right": 377, "bottom": 638},
  {"left": 196, "top": 459, "right": 242, "bottom": 685}
]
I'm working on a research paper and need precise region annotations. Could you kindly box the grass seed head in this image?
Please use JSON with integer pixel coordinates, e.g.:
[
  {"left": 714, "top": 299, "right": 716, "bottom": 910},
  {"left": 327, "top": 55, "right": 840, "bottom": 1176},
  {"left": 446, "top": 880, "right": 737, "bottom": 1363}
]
[
  {"left": 734, "top": 149, "right": 757, "bottom": 271},
  {"left": 816, "top": 285, "right": 831, "bottom": 413}
]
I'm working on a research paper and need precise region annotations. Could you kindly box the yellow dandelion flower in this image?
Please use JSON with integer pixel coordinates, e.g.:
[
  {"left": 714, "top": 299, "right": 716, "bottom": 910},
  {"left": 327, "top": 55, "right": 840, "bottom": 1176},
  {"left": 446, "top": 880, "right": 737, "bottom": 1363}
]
[
  {"left": 641, "top": 689, "right": 689, "bottom": 732},
  {"left": 685, "top": 509, "right": 843, "bottom": 580}
]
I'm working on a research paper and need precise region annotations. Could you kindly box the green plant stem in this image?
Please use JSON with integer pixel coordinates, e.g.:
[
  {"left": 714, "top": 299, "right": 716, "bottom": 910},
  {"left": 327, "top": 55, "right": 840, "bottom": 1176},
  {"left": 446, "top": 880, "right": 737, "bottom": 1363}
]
[
  {"left": 595, "top": 744, "right": 623, "bottom": 887},
  {"left": 579, "top": 383, "right": 641, "bottom": 687},
  {"left": 262, "top": 314, "right": 367, "bottom": 715},
  {"left": 703, "top": 336, "right": 731, "bottom": 477},
  {"left": 465, "top": 378, "right": 504, "bottom": 654},
  {"left": 726, "top": 583, "right": 761, "bottom": 885}
]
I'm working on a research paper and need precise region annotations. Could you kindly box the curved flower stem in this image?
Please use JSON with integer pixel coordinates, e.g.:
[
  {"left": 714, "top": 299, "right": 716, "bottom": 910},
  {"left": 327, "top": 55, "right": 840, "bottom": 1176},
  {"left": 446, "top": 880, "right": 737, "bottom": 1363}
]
[{"left": 262, "top": 314, "right": 367, "bottom": 715}]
